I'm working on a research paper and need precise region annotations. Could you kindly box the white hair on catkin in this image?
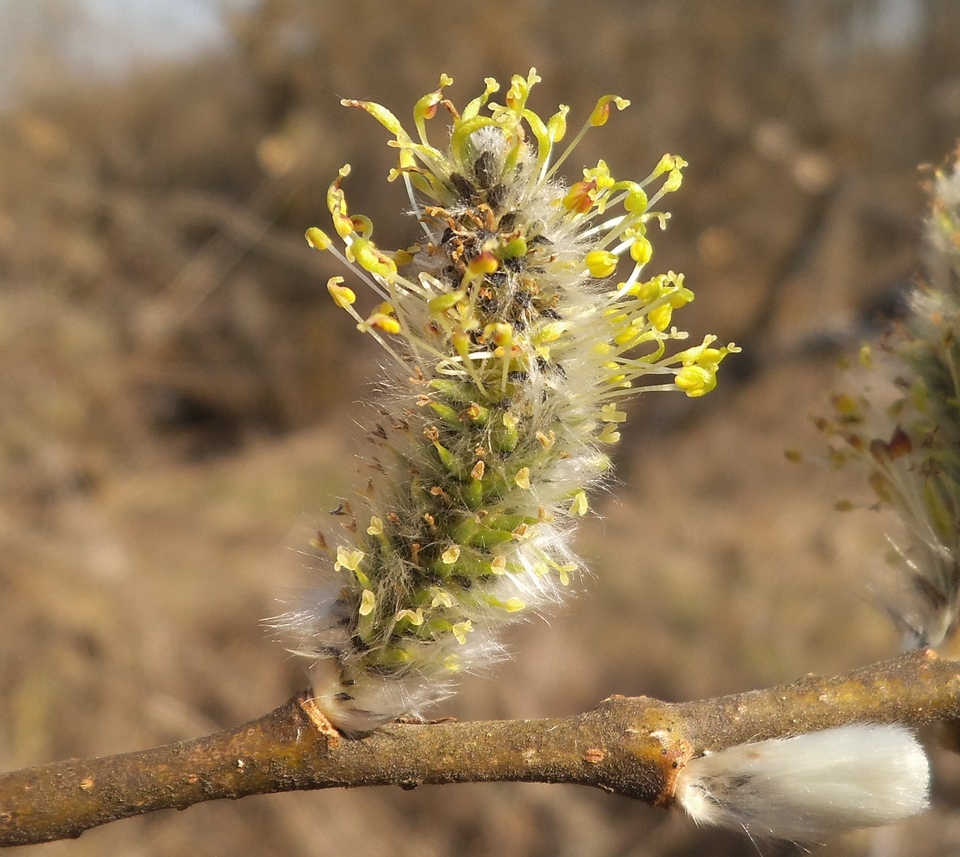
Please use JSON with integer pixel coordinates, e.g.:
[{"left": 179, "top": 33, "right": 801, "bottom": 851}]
[{"left": 675, "top": 724, "right": 930, "bottom": 843}]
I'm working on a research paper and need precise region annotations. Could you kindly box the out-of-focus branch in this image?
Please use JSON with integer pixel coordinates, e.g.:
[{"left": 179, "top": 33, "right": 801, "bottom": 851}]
[{"left": 0, "top": 649, "right": 956, "bottom": 848}]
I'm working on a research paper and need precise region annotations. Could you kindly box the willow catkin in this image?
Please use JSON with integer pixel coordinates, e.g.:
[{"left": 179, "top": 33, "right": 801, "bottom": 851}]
[
  {"left": 819, "top": 152, "right": 960, "bottom": 652},
  {"left": 275, "top": 70, "right": 737, "bottom": 733}
]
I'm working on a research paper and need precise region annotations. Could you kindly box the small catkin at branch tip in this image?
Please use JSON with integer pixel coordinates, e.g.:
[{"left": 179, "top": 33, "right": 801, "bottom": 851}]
[{"left": 674, "top": 724, "right": 930, "bottom": 842}]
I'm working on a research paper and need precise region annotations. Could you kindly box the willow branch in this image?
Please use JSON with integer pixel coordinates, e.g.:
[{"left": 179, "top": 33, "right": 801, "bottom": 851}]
[{"left": 1, "top": 649, "right": 957, "bottom": 848}]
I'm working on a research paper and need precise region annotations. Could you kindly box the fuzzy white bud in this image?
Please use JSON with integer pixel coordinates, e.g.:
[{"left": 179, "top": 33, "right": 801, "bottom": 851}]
[{"left": 675, "top": 724, "right": 930, "bottom": 842}]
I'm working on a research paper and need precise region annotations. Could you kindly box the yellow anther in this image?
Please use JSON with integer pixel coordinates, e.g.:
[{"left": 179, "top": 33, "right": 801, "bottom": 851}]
[
  {"left": 335, "top": 546, "right": 366, "bottom": 572},
  {"left": 569, "top": 491, "right": 589, "bottom": 516},
  {"left": 484, "top": 322, "right": 513, "bottom": 347},
  {"left": 675, "top": 364, "right": 716, "bottom": 397},
  {"left": 630, "top": 236, "right": 653, "bottom": 265},
  {"left": 363, "top": 312, "right": 401, "bottom": 334},
  {"left": 633, "top": 276, "right": 661, "bottom": 302},
  {"left": 326, "top": 277, "right": 356, "bottom": 308},
  {"left": 623, "top": 185, "right": 648, "bottom": 214},
  {"left": 359, "top": 589, "right": 376, "bottom": 616},
  {"left": 305, "top": 227, "right": 332, "bottom": 250},
  {"left": 466, "top": 251, "right": 499, "bottom": 277},
  {"left": 431, "top": 589, "right": 455, "bottom": 609},
  {"left": 583, "top": 160, "right": 615, "bottom": 187},
  {"left": 395, "top": 608, "right": 425, "bottom": 626},
  {"left": 452, "top": 620, "right": 473, "bottom": 644},
  {"left": 597, "top": 423, "right": 621, "bottom": 443},
  {"left": 392, "top": 247, "right": 414, "bottom": 266},
  {"left": 649, "top": 303, "right": 673, "bottom": 331},
  {"left": 649, "top": 154, "right": 687, "bottom": 193},
  {"left": 585, "top": 249, "right": 618, "bottom": 278},
  {"left": 600, "top": 403, "right": 627, "bottom": 423},
  {"left": 536, "top": 321, "right": 569, "bottom": 344},
  {"left": 536, "top": 430, "right": 555, "bottom": 449}
]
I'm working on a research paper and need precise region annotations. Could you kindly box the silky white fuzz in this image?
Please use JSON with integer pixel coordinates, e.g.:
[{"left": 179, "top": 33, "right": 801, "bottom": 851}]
[{"left": 675, "top": 724, "right": 930, "bottom": 842}]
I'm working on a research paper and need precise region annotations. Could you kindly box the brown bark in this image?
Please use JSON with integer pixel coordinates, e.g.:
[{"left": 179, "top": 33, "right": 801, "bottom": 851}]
[{"left": 1, "top": 649, "right": 956, "bottom": 848}]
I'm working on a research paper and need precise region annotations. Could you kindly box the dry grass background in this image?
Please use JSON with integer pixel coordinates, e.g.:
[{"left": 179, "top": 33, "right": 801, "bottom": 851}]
[{"left": 3, "top": 0, "right": 960, "bottom": 854}]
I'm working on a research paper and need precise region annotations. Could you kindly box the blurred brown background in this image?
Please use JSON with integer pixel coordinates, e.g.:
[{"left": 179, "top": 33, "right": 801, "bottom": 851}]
[{"left": 3, "top": 0, "right": 960, "bottom": 854}]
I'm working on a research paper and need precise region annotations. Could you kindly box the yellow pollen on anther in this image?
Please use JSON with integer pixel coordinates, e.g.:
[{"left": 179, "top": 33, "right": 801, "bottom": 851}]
[{"left": 586, "top": 249, "right": 618, "bottom": 278}]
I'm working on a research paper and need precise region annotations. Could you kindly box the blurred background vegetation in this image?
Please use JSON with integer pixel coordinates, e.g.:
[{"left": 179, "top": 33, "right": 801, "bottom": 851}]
[{"left": 2, "top": 0, "right": 960, "bottom": 854}]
